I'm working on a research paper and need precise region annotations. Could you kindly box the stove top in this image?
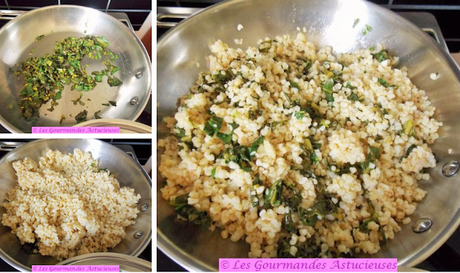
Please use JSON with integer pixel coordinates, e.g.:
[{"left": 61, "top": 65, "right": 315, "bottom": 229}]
[
  {"left": 0, "top": 139, "right": 152, "bottom": 271},
  {"left": 156, "top": 8, "right": 460, "bottom": 272}
]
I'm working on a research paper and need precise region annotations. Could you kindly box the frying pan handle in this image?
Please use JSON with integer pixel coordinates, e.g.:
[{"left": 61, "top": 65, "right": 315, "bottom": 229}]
[
  {"left": 157, "top": 7, "right": 202, "bottom": 28},
  {"left": 108, "top": 12, "right": 135, "bottom": 33},
  {"left": 0, "top": 142, "right": 26, "bottom": 152},
  {"left": 0, "top": 10, "right": 26, "bottom": 21}
]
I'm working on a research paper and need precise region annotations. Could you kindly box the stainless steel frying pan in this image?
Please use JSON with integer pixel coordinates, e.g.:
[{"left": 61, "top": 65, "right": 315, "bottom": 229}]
[
  {"left": 158, "top": 0, "right": 460, "bottom": 270},
  {"left": 0, "top": 139, "right": 152, "bottom": 271},
  {"left": 0, "top": 5, "right": 152, "bottom": 133}
]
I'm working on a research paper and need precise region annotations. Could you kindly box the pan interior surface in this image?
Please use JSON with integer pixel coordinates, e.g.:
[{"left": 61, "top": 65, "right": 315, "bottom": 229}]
[
  {"left": 0, "top": 139, "right": 152, "bottom": 271},
  {"left": 157, "top": 0, "right": 460, "bottom": 270},
  {"left": 0, "top": 5, "right": 152, "bottom": 133}
]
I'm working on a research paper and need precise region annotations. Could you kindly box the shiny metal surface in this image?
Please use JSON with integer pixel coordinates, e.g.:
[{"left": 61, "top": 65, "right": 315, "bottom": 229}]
[
  {"left": 157, "top": 0, "right": 460, "bottom": 270},
  {"left": 157, "top": 7, "right": 201, "bottom": 28},
  {"left": 0, "top": 139, "right": 152, "bottom": 271},
  {"left": 0, "top": 5, "right": 152, "bottom": 133},
  {"left": 442, "top": 160, "right": 460, "bottom": 177},
  {"left": 57, "top": 252, "right": 152, "bottom": 272},
  {"left": 412, "top": 219, "right": 433, "bottom": 234}
]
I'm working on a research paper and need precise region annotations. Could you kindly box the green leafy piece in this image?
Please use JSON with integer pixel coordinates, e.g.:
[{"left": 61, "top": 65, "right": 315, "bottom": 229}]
[
  {"left": 71, "top": 94, "right": 83, "bottom": 105},
  {"left": 368, "top": 146, "right": 381, "bottom": 161},
  {"left": 203, "top": 115, "right": 223, "bottom": 136},
  {"left": 310, "top": 153, "right": 319, "bottom": 164},
  {"left": 322, "top": 79, "right": 334, "bottom": 102},
  {"left": 171, "top": 194, "right": 212, "bottom": 230},
  {"left": 264, "top": 179, "right": 283, "bottom": 208},
  {"left": 378, "top": 78, "right": 389, "bottom": 87},
  {"left": 213, "top": 69, "right": 234, "bottom": 84},
  {"left": 252, "top": 174, "right": 263, "bottom": 186},
  {"left": 302, "top": 59, "right": 312, "bottom": 75},
  {"left": 360, "top": 146, "right": 381, "bottom": 174},
  {"left": 216, "top": 132, "right": 232, "bottom": 144},
  {"left": 107, "top": 76, "right": 123, "bottom": 87},
  {"left": 174, "top": 126, "right": 186, "bottom": 139},
  {"left": 347, "top": 92, "right": 360, "bottom": 101},
  {"left": 289, "top": 81, "right": 300, "bottom": 90},
  {"left": 95, "top": 36, "right": 109, "bottom": 48},
  {"left": 109, "top": 101, "right": 117, "bottom": 107},
  {"left": 94, "top": 110, "right": 102, "bottom": 119},
  {"left": 216, "top": 122, "right": 238, "bottom": 144},
  {"left": 55, "top": 90, "right": 62, "bottom": 100},
  {"left": 35, "top": 34, "right": 45, "bottom": 42},
  {"left": 295, "top": 111, "right": 305, "bottom": 120},
  {"left": 359, "top": 205, "right": 379, "bottom": 234},
  {"left": 353, "top": 18, "right": 360, "bottom": 28},
  {"left": 372, "top": 50, "right": 389, "bottom": 62},
  {"left": 211, "top": 167, "right": 216, "bottom": 178},
  {"left": 298, "top": 194, "right": 337, "bottom": 227},
  {"left": 405, "top": 144, "right": 417, "bottom": 158},
  {"left": 95, "top": 74, "right": 103, "bottom": 82},
  {"left": 75, "top": 110, "right": 88, "bottom": 124},
  {"left": 362, "top": 24, "right": 373, "bottom": 35},
  {"left": 283, "top": 212, "right": 297, "bottom": 233},
  {"left": 17, "top": 35, "right": 120, "bottom": 121},
  {"left": 249, "top": 136, "right": 264, "bottom": 159}
]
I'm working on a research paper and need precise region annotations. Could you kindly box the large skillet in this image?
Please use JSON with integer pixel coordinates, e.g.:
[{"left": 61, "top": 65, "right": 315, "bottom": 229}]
[
  {"left": 0, "top": 5, "right": 152, "bottom": 133},
  {"left": 157, "top": 0, "right": 460, "bottom": 270},
  {"left": 0, "top": 139, "right": 152, "bottom": 271}
]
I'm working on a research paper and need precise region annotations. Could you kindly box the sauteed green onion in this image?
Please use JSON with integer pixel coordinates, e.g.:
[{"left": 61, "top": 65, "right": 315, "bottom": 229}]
[{"left": 12, "top": 35, "right": 123, "bottom": 122}]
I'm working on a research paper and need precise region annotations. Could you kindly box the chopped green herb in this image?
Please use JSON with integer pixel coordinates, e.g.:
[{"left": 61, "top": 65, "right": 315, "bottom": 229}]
[
  {"left": 17, "top": 35, "right": 121, "bottom": 121},
  {"left": 372, "top": 50, "right": 389, "bottom": 62},
  {"left": 347, "top": 92, "right": 360, "bottom": 101},
  {"left": 378, "top": 78, "right": 389, "bottom": 87},
  {"left": 405, "top": 144, "right": 417, "bottom": 157},
  {"left": 283, "top": 211, "right": 297, "bottom": 233},
  {"left": 295, "top": 111, "right": 305, "bottom": 120},
  {"left": 353, "top": 18, "right": 360, "bottom": 28},
  {"left": 171, "top": 194, "right": 211, "bottom": 230},
  {"left": 107, "top": 76, "right": 123, "bottom": 87},
  {"left": 322, "top": 79, "right": 334, "bottom": 102},
  {"left": 174, "top": 126, "right": 186, "bottom": 139},
  {"left": 362, "top": 24, "right": 373, "bottom": 35},
  {"left": 264, "top": 179, "right": 283, "bottom": 208},
  {"left": 249, "top": 136, "right": 264, "bottom": 159},
  {"left": 289, "top": 81, "right": 300, "bottom": 90},
  {"left": 108, "top": 101, "right": 117, "bottom": 107},
  {"left": 203, "top": 115, "right": 223, "bottom": 136},
  {"left": 368, "top": 146, "right": 381, "bottom": 160},
  {"left": 75, "top": 110, "right": 87, "bottom": 124},
  {"left": 302, "top": 59, "right": 312, "bottom": 75},
  {"left": 211, "top": 167, "right": 216, "bottom": 178},
  {"left": 71, "top": 94, "right": 83, "bottom": 105},
  {"left": 94, "top": 110, "right": 102, "bottom": 119},
  {"left": 35, "top": 34, "right": 45, "bottom": 42}
]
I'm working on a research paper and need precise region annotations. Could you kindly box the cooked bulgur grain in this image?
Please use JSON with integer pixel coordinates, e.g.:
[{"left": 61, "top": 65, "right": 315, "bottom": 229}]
[
  {"left": 158, "top": 32, "right": 442, "bottom": 258},
  {"left": 1, "top": 149, "right": 141, "bottom": 260}
]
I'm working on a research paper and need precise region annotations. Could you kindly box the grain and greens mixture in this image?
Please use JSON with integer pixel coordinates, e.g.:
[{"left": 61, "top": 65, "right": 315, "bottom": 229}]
[
  {"left": 10, "top": 35, "right": 123, "bottom": 122},
  {"left": 1, "top": 149, "right": 140, "bottom": 260},
  {"left": 158, "top": 32, "right": 441, "bottom": 258}
]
